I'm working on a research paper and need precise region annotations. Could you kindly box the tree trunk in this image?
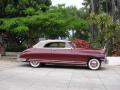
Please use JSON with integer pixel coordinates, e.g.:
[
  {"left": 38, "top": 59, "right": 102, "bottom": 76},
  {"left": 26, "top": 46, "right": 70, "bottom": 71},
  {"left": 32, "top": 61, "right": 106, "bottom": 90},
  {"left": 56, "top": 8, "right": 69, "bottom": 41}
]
[
  {"left": 90, "top": 0, "right": 95, "bottom": 13},
  {"left": 90, "top": 0, "right": 99, "bottom": 14},
  {"left": 90, "top": 0, "right": 99, "bottom": 41},
  {"left": 112, "top": 0, "right": 116, "bottom": 22},
  {"left": 117, "top": 0, "right": 120, "bottom": 23},
  {"left": 106, "top": 0, "right": 109, "bottom": 13},
  {"left": 0, "top": 35, "right": 5, "bottom": 55}
]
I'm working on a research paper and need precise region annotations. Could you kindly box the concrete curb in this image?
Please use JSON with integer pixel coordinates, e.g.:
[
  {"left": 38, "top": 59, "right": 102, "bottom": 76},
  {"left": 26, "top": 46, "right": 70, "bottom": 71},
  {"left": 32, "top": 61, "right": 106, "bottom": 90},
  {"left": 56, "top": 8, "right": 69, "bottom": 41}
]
[
  {"left": 107, "top": 57, "right": 120, "bottom": 65},
  {"left": 5, "top": 52, "right": 21, "bottom": 56}
]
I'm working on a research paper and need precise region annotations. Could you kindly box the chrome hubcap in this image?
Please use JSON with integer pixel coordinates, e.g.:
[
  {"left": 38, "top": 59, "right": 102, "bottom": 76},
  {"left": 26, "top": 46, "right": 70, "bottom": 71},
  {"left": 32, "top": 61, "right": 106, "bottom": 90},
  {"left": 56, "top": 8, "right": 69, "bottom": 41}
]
[
  {"left": 30, "top": 61, "right": 40, "bottom": 67},
  {"left": 91, "top": 61, "right": 98, "bottom": 68},
  {"left": 31, "top": 61, "right": 39, "bottom": 65}
]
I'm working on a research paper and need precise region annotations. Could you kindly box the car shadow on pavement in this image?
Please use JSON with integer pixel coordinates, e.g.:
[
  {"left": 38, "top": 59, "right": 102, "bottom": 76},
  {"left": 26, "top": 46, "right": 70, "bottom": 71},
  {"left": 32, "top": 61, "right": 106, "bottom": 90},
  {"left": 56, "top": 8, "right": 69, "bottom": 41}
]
[{"left": 19, "top": 63, "right": 107, "bottom": 71}]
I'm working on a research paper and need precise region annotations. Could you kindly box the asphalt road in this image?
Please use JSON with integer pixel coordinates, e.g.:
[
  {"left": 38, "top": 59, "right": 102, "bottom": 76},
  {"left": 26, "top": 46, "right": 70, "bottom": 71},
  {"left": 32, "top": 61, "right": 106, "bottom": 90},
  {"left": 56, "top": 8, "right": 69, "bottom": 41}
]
[{"left": 0, "top": 57, "right": 120, "bottom": 90}]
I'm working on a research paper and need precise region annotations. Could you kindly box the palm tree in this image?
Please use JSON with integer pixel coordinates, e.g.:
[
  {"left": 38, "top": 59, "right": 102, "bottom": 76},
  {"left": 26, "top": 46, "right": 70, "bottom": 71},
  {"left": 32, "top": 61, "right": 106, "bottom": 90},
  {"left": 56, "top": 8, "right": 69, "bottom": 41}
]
[
  {"left": 112, "top": 0, "right": 116, "bottom": 22},
  {"left": 117, "top": 0, "right": 120, "bottom": 23},
  {"left": 90, "top": 0, "right": 100, "bottom": 41}
]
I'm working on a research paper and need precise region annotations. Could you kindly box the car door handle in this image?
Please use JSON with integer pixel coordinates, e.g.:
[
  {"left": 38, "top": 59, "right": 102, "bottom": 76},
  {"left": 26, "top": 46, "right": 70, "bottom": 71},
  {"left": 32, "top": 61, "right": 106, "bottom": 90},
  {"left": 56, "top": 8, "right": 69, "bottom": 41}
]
[
  {"left": 53, "top": 50, "right": 56, "bottom": 51},
  {"left": 52, "top": 49, "right": 56, "bottom": 51}
]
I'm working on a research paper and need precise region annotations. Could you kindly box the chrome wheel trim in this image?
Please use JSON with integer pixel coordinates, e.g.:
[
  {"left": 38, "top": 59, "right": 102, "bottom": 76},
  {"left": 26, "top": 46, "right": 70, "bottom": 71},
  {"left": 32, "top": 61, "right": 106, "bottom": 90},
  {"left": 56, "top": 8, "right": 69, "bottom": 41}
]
[
  {"left": 88, "top": 59, "right": 100, "bottom": 70},
  {"left": 29, "top": 61, "right": 40, "bottom": 68}
]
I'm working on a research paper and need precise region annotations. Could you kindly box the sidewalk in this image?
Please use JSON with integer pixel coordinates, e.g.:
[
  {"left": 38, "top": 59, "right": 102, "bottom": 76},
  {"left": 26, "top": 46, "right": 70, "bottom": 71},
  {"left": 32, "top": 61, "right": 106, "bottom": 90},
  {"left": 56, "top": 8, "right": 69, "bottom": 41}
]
[{"left": 0, "top": 59, "right": 120, "bottom": 90}]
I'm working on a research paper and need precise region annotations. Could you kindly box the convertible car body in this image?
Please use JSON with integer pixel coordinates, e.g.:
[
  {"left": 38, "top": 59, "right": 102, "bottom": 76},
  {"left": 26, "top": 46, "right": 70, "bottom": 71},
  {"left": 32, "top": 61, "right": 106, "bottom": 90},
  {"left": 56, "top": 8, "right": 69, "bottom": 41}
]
[{"left": 19, "top": 40, "right": 107, "bottom": 70}]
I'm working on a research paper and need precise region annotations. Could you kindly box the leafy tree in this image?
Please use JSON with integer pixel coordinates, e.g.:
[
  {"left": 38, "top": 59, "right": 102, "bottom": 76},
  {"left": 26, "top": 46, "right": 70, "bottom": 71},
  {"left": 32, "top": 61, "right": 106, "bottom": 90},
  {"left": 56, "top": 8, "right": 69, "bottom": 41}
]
[
  {"left": 0, "top": 0, "right": 52, "bottom": 51},
  {"left": 0, "top": 0, "right": 52, "bottom": 18},
  {"left": 0, "top": 5, "right": 88, "bottom": 48}
]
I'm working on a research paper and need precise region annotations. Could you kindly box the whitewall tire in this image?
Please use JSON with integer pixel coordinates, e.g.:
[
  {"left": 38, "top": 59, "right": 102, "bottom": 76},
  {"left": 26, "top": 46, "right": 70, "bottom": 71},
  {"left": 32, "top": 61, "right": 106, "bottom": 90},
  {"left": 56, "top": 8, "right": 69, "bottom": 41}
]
[
  {"left": 29, "top": 61, "right": 40, "bottom": 68},
  {"left": 88, "top": 59, "right": 101, "bottom": 70}
]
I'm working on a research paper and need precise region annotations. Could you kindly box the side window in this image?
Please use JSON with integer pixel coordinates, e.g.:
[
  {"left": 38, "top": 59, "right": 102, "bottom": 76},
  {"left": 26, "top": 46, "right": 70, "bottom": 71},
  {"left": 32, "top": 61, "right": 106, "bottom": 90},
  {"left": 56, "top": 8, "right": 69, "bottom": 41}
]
[
  {"left": 44, "top": 42, "right": 65, "bottom": 48},
  {"left": 58, "top": 42, "right": 65, "bottom": 48},
  {"left": 44, "top": 42, "right": 58, "bottom": 48}
]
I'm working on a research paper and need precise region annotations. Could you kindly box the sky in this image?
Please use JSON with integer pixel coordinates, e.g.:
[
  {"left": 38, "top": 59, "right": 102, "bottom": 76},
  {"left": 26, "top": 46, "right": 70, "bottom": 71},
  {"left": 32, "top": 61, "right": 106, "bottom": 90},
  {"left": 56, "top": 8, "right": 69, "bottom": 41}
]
[{"left": 51, "top": 0, "right": 84, "bottom": 9}]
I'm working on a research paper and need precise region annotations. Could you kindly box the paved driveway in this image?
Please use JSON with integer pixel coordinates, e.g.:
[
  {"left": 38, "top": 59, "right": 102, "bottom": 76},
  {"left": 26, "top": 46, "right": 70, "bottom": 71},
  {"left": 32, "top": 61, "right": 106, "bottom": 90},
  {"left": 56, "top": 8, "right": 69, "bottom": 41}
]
[{"left": 0, "top": 58, "right": 120, "bottom": 90}]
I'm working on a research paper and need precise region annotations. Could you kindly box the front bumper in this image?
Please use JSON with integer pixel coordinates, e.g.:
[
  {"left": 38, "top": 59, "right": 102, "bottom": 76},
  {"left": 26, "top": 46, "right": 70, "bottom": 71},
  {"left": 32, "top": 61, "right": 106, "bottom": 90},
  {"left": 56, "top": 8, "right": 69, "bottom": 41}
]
[{"left": 101, "top": 58, "right": 108, "bottom": 64}]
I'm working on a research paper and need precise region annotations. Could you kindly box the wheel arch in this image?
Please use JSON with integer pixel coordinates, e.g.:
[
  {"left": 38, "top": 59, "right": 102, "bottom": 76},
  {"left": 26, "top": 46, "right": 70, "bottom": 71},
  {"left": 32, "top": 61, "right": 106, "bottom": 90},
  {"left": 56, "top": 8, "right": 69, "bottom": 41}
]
[
  {"left": 87, "top": 57, "right": 102, "bottom": 70},
  {"left": 87, "top": 57, "right": 101, "bottom": 64}
]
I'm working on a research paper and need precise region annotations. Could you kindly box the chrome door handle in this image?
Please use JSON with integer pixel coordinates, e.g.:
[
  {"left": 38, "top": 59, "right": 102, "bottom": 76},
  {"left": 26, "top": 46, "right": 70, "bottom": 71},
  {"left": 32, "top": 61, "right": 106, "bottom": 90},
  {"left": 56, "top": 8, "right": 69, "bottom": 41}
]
[{"left": 52, "top": 49, "right": 57, "bottom": 51}]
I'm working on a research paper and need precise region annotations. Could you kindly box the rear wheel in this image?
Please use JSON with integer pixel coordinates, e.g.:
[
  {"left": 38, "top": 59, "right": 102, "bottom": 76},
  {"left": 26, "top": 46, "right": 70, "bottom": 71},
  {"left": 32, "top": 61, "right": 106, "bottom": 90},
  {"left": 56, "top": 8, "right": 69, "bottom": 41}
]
[
  {"left": 88, "top": 59, "right": 101, "bottom": 70},
  {"left": 29, "top": 61, "right": 40, "bottom": 68}
]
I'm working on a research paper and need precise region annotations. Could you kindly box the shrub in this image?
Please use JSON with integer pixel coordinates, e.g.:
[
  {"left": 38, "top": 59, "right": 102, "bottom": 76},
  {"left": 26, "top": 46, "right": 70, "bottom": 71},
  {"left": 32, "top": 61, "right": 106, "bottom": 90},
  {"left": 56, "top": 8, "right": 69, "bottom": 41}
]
[
  {"left": 6, "top": 44, "right": 27, "bottom": 52},
  {"left": 112, "top": 39, "right": 120, "bottom": 56},
  {"left": 72, "top": 38, "right": 92, "bottom": 48}
]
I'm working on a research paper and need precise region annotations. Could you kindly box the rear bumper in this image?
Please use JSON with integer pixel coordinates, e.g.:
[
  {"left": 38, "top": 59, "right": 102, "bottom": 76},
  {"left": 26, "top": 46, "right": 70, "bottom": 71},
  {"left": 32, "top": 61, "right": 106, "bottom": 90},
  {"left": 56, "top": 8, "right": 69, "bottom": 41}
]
[{"left": 17, "top": 54, "right": 26, "bottom": 62}]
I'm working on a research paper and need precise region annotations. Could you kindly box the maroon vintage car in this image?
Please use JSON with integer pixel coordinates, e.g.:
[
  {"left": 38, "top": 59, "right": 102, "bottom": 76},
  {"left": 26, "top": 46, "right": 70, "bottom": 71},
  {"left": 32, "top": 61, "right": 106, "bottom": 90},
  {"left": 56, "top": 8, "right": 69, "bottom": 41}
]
[{"left": 19, "top": 40, "right": 107, "bottom": 70}]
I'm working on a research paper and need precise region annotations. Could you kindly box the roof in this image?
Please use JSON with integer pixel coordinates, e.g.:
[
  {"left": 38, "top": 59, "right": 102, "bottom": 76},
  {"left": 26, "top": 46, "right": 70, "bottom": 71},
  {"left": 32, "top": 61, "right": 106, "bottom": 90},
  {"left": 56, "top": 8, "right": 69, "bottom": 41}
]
[
  {"left": 33, "top": 40, "right": 71, "bottom": 48},
  {"left": 41, "top": 39, "right": 70, "bottom": 42}
]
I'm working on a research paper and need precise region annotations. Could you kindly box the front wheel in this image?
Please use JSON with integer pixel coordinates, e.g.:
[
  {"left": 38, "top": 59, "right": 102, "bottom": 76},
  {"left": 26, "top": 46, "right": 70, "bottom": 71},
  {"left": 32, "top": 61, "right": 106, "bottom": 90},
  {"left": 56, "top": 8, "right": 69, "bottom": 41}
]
[
  {"left": 29, "top": 61, "right": 40, "bottom": 68},
  {"left": 88, "top": 59, "right": 101, "bottom": 70}
]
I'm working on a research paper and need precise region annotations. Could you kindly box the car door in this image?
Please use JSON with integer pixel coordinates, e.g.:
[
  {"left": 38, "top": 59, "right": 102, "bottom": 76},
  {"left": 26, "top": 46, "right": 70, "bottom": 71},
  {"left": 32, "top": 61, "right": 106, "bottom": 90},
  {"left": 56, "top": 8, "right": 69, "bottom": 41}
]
[
  {"left": 51, "top": 42, "right": 74, "bottom": 64},
  {"left": 27, "top": 48, "right": 52, "bottom": 60},
  {"left": 44, "top": 42, "right": 74, "bottom": 63}
]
